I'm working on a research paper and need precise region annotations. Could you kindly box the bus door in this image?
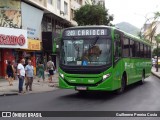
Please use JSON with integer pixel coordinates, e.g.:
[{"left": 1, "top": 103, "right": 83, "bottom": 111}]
[
  {"left": 122, "top": 37, "right": 133, "bottom": 84},
  {"left": 113, "top": 30, "right": 123, "bottom": 88},
  {"left": 129, "top": 39, "right": 137, "bottom": 82}
]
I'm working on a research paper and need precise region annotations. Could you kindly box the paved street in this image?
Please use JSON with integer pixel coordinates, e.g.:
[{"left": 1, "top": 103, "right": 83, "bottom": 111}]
[{"left": 0, "top": 75, "right": 160, "bottom": 120}]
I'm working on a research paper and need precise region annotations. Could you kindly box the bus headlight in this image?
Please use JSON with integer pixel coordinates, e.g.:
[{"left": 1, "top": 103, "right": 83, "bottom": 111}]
[
  {"left": 103, "top": 74, "right": 110, "bottom": 80},
  {"left": 60, "top": 73, "right": 64, "bottom": 78}
]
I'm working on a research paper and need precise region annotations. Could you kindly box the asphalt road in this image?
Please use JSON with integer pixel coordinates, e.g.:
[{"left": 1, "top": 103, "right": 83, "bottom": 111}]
[{"left": 0, "top": 75, "right": 160, "bottom": 120}]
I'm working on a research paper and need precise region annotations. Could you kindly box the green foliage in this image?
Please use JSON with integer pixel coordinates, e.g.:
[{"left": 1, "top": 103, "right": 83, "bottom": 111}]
[
  {"left": 153, "top": 47, "right": 160, "bottom": 57},
  {"left": 74, "top": 4, "right": 113, "bottom": 26},
  {"left": 143, "top": 11, "right": 160, "bottom": 44}
]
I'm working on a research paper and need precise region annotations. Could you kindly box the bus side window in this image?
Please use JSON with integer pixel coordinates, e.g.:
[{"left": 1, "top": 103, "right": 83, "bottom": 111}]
[
  {"left": 140, "top": 43, "right": 144, "bottom": 57},
  {"left": 135, "top": 42, "right": 140, "bottom": 57},
  {"left": 130, "top": 39, "right": 135, "bottom": 57},
  {"left": 122, "top": 38, "right": 130, "bottom": 57},
  {"left": 144, "top": 45, "right": 147, "bottom": 58},
  {"left": 148, "top": 46, "right": 151, "bottom": 58}
]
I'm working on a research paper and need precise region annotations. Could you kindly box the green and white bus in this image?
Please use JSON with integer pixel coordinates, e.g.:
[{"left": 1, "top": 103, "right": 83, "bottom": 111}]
[{"left": 58, "top": 26, "right": 151, "bottom": 93}]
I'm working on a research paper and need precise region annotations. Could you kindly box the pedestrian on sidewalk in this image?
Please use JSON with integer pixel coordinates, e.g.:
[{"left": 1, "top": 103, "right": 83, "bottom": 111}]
[
  {"left": 46, "top": 56, "right": 55, "bottom": 83},
  {"left": 25, "top": 59, "right": 34, "bottom": 91},
  {"left": 12, "top": 60, "right": 17, "bottom": 80},
  {"left": 37, "top": 61, "right": 45, "bottom": 82},
  {"left": 6, "top": 61, "right": 14, "bottom": 86},
  {"left": 17, "top": 58, "right": 25, "bottom": 93}
]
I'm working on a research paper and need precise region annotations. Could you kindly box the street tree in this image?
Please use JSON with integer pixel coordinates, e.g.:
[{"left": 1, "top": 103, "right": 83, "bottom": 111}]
[
  {"left": 74, "top": 4, "right": 113, "bottom": 26},
  {"left": 143, "top": 12, "right": 160, "bottom": 72},
  {"left": 152, "top": 47, "right": 160, "bottom": 57},
  {"left": 143, "top": 12, "right": 160, "bottom": 44},
  {"left": 155, "top": 34, "right": 160, "bottom": 72}
]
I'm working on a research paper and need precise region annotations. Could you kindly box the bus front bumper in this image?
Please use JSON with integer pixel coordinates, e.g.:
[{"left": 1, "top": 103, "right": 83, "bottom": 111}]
[{"left": 59, "top": 76, "right": 114, "bottom": 91}]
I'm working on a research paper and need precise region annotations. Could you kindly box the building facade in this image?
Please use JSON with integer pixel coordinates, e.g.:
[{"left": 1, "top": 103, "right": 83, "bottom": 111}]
[
  {"left": 94, "top": 0, "right": 105, "bottom": 6},
  {"left": 0, "top": 0, "right": 42, "bottom": 77},
  {"left": 0, "top": 0, "right": 92, "bottom": 78}
]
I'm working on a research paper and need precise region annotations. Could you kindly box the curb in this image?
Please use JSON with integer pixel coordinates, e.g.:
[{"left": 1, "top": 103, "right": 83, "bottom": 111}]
[
  {"left": 151, "top": 70, "right": 160, "bottom": 79},
  {"left": 0, "top": 92, "right": 18, "bottom": 96},
  {"left": 0, "top": 87, "right": 59, "bottom": 97}
]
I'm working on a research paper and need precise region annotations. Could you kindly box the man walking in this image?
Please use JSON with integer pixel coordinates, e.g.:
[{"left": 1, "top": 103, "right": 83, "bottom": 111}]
[
  {"left": 47, "top": 56, "right": 55, "bottom": 83},
  {"left": 25, "top": 60, "right": 34, "bottom": 91},
  {"left": 17, "top": 59, "right": 25, "bottom": 93}
]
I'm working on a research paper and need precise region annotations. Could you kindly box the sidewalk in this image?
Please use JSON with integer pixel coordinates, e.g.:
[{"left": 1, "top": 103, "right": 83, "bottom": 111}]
[
  {"left": 0, "top": 73, "right": 59, "bottom": 96},
  {"left": 151, "top": 67, "right": 160, "bottom": 79}
]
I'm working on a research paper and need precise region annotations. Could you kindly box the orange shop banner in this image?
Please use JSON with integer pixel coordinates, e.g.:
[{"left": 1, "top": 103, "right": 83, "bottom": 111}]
[{"left": 28, "top": 39, "right": 41, "bottom": 50}]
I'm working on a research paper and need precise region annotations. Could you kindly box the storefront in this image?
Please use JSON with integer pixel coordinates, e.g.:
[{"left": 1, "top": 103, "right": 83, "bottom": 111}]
[
  {"left": 0, "top": 27, "right": 27, "bottom": 78},
  {"left": 21, "top": 39, "right": 41, "bottom": 75}
]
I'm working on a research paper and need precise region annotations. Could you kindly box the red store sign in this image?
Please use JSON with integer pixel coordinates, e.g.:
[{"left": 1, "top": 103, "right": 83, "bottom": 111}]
[
  {"left": 0, "top": 27, "right": 27, "bottom": 48},
  {"left": 0, "top": 34, "right": 26, "bottom": 46}
]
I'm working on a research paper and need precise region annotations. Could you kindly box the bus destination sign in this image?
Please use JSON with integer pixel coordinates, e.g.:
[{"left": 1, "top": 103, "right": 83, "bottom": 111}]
[{"left": 64, "top": 29, "right": 108, "bottom": 36}]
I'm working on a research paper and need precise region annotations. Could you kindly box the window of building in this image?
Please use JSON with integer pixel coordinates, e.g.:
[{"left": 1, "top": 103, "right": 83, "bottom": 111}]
[
  {"left": 123, "top": 38, "right": 130, "bottom": 57},
  {"left": 48, "top": 0, "right": 52, "bottom": 4},
  {"left": 77, "top": 0, "right": 82, "bottom": 5},
  {"left": 64, "top": 1, "right": 68, "bottom": 15},
  {"left": 99, "top": 1, "right": 105, "bottom": 6},
  {"left": 57, "top": 0, "right": 61, "bottom": 10},
  {"left": 71, "top": 9, "right": 75, "bottom": 20}
]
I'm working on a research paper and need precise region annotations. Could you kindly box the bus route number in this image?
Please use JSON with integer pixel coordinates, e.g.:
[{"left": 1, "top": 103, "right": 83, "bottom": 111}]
[{"left": 66, "top": 30, "right": 75, "bottom": 36}]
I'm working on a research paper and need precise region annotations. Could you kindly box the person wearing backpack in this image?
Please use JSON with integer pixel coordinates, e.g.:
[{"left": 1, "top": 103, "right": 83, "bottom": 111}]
[{"left": 47, "top": 56, "right": 55, "bottom": 83}]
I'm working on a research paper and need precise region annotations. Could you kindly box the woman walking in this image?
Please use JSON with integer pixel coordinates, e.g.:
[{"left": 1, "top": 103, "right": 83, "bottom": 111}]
[
  {"left": 37, "top": 61, "right": 45, "bottom": 82},
  {"left": 12, "top": 60, "right": 17, "bottom": 80},
  {"left": 6, "top": 61, "right": 14, "bottom": 86}
]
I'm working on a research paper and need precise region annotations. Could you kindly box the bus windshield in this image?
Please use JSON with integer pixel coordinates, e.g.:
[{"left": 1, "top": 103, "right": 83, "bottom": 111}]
[{"left": 61, "top": 37, "right": 112, "bottom": 66}]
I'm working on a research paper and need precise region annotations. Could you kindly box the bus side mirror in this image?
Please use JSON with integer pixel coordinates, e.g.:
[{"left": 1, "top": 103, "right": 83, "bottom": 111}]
[{"left": 113, "top": 43, "right": 121, "bottom": 67}]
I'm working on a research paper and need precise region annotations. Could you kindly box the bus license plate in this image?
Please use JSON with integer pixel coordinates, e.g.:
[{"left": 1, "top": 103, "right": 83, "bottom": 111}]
[{"left": 76, "top": 86, "right": 87, "bottom": 90}]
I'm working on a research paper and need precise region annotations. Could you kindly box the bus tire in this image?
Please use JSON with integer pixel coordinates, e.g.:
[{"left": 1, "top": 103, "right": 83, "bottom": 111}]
[
  {"left": 140, "top": 70, "right": 145, "bottom": 85},
  {"left": 116, "top": 75, "right": 126, "bottom": 94}
]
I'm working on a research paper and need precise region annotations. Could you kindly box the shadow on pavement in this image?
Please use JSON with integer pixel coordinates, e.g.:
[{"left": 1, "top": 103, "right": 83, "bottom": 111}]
[{"left": 58, "top": 80, "right": 150, "bottom": 101}]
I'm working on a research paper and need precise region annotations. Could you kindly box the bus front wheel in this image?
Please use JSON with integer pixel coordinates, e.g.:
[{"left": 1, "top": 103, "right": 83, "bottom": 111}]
[{"left": 116, "top": 75, "right": 126, "bottom": 94}]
